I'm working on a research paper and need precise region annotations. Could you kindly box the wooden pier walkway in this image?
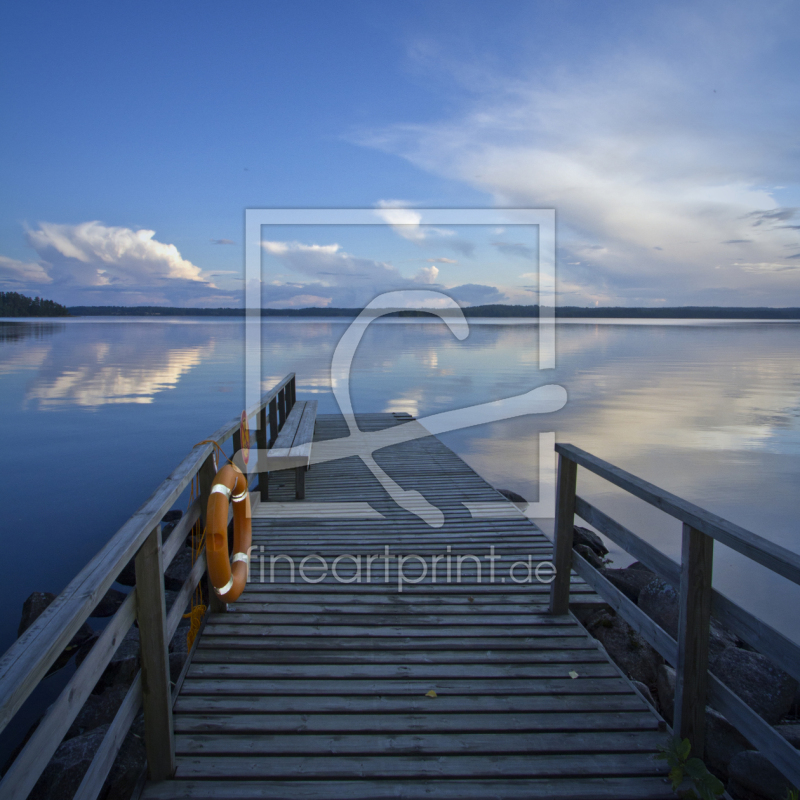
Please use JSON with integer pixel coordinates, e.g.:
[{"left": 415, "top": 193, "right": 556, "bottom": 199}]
[{"left": 144, "top": 413, "right": 672, "bottom": 800}]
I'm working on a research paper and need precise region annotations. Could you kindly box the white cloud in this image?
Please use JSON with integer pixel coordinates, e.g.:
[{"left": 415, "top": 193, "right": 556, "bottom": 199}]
[
  {"left": 414, "top": 265, "right": 439, "bottom": 284},
  {"left": 27, "top": 221, "right": 205, "bottom": 285},
  {"left": 1, "top": 221, "right": 237, "bottom": 306},
  {"left": 0, "top": 255, "right": 52, "bottom": 285},
  {"left": 358, "top": 19, "right": 800, "bottom": 306},
  {"left": 427, "top": 257, "right": 458, "bottom": 264}
]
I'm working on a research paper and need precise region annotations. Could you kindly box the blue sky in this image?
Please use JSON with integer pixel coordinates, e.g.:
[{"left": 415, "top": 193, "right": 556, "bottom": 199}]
[{"left": 1, "top": 0, "right": 799, "bottom": 307}]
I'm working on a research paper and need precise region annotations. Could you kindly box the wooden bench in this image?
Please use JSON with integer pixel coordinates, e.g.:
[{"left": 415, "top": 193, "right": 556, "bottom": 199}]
[{"left": 265, "top": 400, "right": 317, "bottom": 499}]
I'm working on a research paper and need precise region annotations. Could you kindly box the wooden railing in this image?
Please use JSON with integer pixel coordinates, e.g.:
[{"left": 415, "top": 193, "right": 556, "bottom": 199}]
[
  {"left": 0, "top": 373, "right": 296, "bottom": 800},
  {"left": 549, "top": 443, "right": 800, "bottom": 787}
]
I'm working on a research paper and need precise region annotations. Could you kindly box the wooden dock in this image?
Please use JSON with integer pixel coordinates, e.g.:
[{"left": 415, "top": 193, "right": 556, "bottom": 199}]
[{"left": 144, "top": 413, "right": 672, "bottom": 800}]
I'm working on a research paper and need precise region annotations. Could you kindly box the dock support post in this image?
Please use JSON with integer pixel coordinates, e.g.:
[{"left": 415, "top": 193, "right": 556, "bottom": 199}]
[
  {"left": 269, "top": 398, "right": 278, "bottom": 446},
  {"left": 135, "top": 524, "right": 175, "bottom": 780},
  {"left": 674, "top": 523, "right": 713, "bottom": 757},
  {"left": 198, "top": 453, "right": 227, "bottom": 614},
  {"left": 549, "top": 453, "right": 577, "bottom": 615},
  {"left": 257, "top": 406, "right": 268, "bottom": 500},
  {"left": 278, "top": 388, "right": 286, "bottom": 428}
]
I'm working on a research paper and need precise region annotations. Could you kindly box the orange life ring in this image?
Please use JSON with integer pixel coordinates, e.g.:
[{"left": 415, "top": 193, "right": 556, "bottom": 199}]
[{"left": 206, "top": 464, "right": 252, "bottom": 603}]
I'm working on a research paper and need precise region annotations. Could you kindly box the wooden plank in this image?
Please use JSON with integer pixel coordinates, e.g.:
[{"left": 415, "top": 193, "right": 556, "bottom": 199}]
[
  {"left": 557, "top": 443, "right": 800, "bottom": 586},
  {"left": 175, "top": 730, "right": 668, "bottom": 756},
  {"left": 178, "top": 677, "right": 631, "bottom": 696},
  {"left": 135, "top": 525, "right": 175, "bottom": 781},
  {"left": 708, "top": 673, "right": 800, "bottom": 788},
  {"left": 570, "top": 550, "right": 678, "bottom": 664},
  {"left": 73, "top": 673, "right": 143, "bottom": 800},
  {"left": 166, "top": 551, "right": 208, "bottom": 642},
  {"left": 162, "top": 498, "right": 201, "bottom": 571},
  {"left": 549, "top": 454, "right": 577, "bottom": 614},
  {"left": 576, "top": 496, "right": 800, "bottom": 685},
  {"left": 191, "top": 648, "right": 606, "bottom": 665},
  {"left": 674, "top": 524, "right": 713, "bottom": 757},
  {"left": 185, "top": 662, "right": 618, "bottom": 680},
  {"left": 198, "top": 624, "right": 580, "bottom": 638},
  {"left": 173, "top": 693, "right": 651, "bottom": 715},
  {"left": 173, "top": 711, "right": 662, "bottom": 734},
  {"left": 0, "top": 592, "right": 137, "bottom": 800},
  {"left": 256, "top": 407, "right": 268, "bottom": 498},
  {"left": 574, "top": 496, "right": 680, "bottom": 585},
  {"left": 142, "top": 777, "right": 676, "bottom": 800},
  {"left": 172, "top": 752, "right": 666, "bottom": 780}
]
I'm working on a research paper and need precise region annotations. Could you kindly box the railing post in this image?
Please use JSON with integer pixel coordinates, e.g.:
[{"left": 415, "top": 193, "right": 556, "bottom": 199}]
[
  {"left": 289, "top": 376, "right": 296, "bottom": 409},
  {"left": 674, "top": 523, "right": 713, "bottom": 756},
  {"left": 549, "top": 453, "right": 578, "bottom": 614},
  {"left": 269, "top": 398, "right": 278, "bottom": 446},
  {"left": 134, "top": 524, "right": 175, "bottom": 780},
  {"left": 278, "top": 388, "right": 286, "bottom": 428},
  {"left": 257, "top": 406, "right": 269, "bottom": 499},
  {"left": 198, "top": 453, "right": 227, "bottom": 614}
]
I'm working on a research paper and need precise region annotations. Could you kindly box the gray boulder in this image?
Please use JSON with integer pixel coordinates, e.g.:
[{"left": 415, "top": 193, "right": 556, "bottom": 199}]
[
  {"left": 573, "top": 526, "right": 608, "bottom": 558},
  {"left": 66, "top": 684, "right": 129, "bottom": 739},
  {"left": 574, "top": 543, "right": 605, "bottom": 569},
  {"left": 497, "top": 488, "right": 526, "bottom": 504},
  {"left": 638, "top": 578, "right": 737, "bottom": 660},
  {"left": 776, "top": 722, "right": 800, "bottom": 749},
  {"left": 657, "top": 664, "right": 676, "bottom": 724},
  {"left": 704, "top": 706, "right": 752, "bottom": 781},
  {"left": 164, "top": 547, "right": 194, "bottom": 591},
  {"left": 116, "top": 558, "right": 136, "bottom": 586},
  {"left": 78, "top": 627, "right": 139, "bottom": 692},
  {"left": 585, "top": 610, "right": 663, "bottom": 687},
  {"left": 600, "top": 566, "right": 655, "bottom": 603},
  {"left": 18, "top": 592, "right": 97, "bottom": 674},
  {"left": 713, "top": 647, "right": 798, "bottom": 724},
  {"left": 100, "top": 714, "right": 146, "bottom": 800},
  {"left": 162, "top": 509, "right": 183, "bottom": 524},
  {"left": 28, "top": 725, "right": 109, "bottom": 800},
  {"left": 728, "top": 750, "right": 794, "bottom": 800},
  {"left": 90, "top": 588, "right": 127, "bottom": 618},
  {"left": 631, "top": 680, "right": 656, "bottom": 708}
]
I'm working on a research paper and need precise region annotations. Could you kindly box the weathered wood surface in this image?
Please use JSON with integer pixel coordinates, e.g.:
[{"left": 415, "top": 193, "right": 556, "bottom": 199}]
[{"left": 145, "top": 414, "right": 670, "bottom": 799}]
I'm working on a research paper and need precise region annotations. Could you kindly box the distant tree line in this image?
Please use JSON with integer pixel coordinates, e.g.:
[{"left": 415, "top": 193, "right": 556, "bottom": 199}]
[
  {"left": 0, "top": 292, "right": 70, "bottom": 317},
  {"left": 65, "top": 304, "right": 800, "bottom": 319}
]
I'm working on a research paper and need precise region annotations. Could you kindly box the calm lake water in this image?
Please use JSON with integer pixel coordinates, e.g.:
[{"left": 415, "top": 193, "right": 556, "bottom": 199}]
[{"left": 1, "top": 316, "right": 799, "bottom": 754}]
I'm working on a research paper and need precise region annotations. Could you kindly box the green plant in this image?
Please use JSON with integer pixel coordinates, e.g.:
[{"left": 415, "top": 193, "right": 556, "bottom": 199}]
[
  {"left": 655, "top": 737, "right": 724, "bottom": 800},
  {"left": 785, "top": 788, "right": 798, "bottom": 800}
]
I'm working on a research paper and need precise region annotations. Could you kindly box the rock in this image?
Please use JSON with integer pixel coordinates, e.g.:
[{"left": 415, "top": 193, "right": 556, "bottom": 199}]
[
  {"left": 627, "top": 561, "right": 652, "bottom": 572},
  {"left": 90, "top": 588, "right": 128, "bottom": 618},
  {"left": 28, "top": 725, "right": 109, "bottom": 800},
  {"left": 585, "top": 610, "right": 662, "bottom": 687},
  {"left": 728, "top": 750, "right": 794, "bottom": 800},
  {"left": 657, "top": 664, "right": 676, "bottom": 724},
  {"left": 573, "top": 526, "right": 608, "bottom": 558},
  {"left": 18, "top": 592, "right": 97, "bottom": 674},
  {"left": 170, "top": 651, "right": 187, "bottom": 684},
  {"left": 116, "top": 558, "right": 136, "bottom": 586},
  {"left": 66, "top": 684, "right": 129, "bottom": 739},
  {"left": 164, "top": 548, "right": 193, "bottom": 591},
  {"left": 497, "top": 488, "right": 526, "bottom": 504},
  {"left": 632, "top": 680, "right": 656, "bottom": 708},
  {"left": 638, "top": 578, "right": 737, "bottom": 660},
  {"left": 169, "top": 617, "right": 191, "bottom": 656},
  {"left": 705, "top": 706, "right": 752, "bottom": 781},
  {"left": 713, "top": 647, "right": 798, "bottom": 724},
  {"left": 600, "top": 566, "right": 654, "bottom": 602},
  {"left": 78, "top": 627, "right": 139, "bottom": 692},
  {"left": 574, "top": 543, "right": 605, "bottom": 569},
  {"left": 638, "top": 579, "right": 679, "bottom": 634},
  {"left": 162, "top": 509, "right": 183, "bottom": 524},
  {"left": 776, "top": 722, "right": 800, "bottom": 748},
  {"left": 101, "top": 715, "right": 146, "bottom": 800}
]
